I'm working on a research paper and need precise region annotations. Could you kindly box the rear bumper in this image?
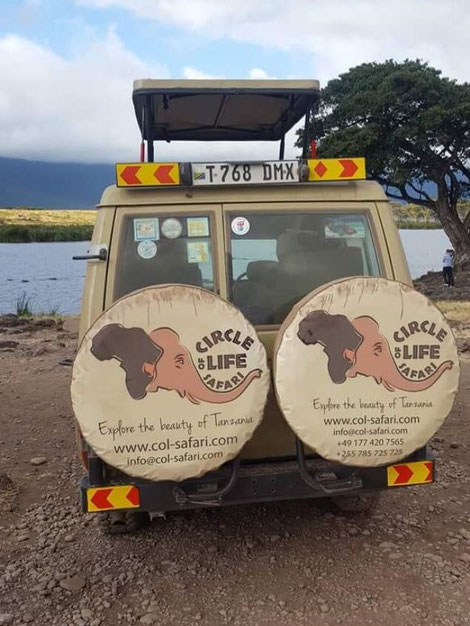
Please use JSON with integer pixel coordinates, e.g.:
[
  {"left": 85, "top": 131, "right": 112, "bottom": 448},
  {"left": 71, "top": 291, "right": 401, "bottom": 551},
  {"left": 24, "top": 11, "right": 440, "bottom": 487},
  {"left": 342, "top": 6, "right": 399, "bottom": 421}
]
[{"left": 81, "top": 446, "right": 434, "bottom": 514}]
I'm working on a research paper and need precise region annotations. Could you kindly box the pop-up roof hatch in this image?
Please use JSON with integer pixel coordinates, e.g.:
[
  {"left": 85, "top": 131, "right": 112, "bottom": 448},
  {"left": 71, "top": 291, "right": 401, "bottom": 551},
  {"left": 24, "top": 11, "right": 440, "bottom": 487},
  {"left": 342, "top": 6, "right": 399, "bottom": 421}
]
[{"left": 132, "top": 79, "right": 320, "bottom": 160}]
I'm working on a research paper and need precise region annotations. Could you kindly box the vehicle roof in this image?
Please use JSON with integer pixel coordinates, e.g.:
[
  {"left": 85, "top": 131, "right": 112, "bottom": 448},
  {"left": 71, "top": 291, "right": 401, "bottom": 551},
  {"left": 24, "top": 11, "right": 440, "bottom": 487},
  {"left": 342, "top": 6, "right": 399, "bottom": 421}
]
[
  {"left": 132, "top": 79, "right": 320, "bottom": 142},
  {"left": 99, "top": 179, "right": 387, "bottom": 207}
]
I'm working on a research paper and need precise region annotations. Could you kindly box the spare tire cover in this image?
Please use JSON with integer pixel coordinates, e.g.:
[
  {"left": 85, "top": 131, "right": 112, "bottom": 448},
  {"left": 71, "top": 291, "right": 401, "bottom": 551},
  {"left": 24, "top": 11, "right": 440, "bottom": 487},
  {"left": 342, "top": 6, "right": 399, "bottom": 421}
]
[
  {"left": 274, "top": 277, "right": 459, "bottom": 467},
  {"left": 72, "top": 285, "right": 270, "bottom": 481}
]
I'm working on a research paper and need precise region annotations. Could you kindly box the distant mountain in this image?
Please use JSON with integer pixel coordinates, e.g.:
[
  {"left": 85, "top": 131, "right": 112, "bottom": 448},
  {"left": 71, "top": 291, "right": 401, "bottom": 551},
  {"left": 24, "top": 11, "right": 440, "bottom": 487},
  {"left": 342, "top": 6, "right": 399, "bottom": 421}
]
[
  {"left": 0, "top": 156, "right": 114, "bottom": 209},
  {"left": 0, "top": 155, "right": 439, "bottom": 210}
]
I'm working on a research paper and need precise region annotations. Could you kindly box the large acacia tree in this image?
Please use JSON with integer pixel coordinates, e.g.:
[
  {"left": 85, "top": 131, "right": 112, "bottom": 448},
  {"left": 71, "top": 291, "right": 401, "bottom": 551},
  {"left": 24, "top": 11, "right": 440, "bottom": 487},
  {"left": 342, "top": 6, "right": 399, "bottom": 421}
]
[{"left": 298, "top": 60, "right": 470, "bottom": 266}]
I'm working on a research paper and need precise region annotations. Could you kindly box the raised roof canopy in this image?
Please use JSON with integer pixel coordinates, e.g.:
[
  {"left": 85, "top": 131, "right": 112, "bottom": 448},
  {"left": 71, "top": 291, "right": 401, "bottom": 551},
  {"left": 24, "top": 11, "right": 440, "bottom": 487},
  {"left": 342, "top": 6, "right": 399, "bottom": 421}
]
[{"left": 132, "top": 79, "right": 320, "bottom": 144}]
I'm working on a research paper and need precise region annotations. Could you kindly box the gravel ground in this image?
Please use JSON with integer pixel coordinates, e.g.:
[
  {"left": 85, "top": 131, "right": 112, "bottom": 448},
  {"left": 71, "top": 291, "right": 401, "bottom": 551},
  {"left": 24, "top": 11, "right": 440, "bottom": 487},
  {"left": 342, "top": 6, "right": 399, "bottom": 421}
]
[{"left": 1, "top": 316, "right": 470, "bottom": 626}]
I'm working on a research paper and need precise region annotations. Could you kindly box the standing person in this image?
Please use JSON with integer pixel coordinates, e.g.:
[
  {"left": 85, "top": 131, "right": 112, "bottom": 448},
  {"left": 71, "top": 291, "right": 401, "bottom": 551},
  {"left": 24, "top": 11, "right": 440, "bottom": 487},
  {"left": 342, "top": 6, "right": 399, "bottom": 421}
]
[{"left": 442, "top": 248, "right": 455, "bottom": 287}]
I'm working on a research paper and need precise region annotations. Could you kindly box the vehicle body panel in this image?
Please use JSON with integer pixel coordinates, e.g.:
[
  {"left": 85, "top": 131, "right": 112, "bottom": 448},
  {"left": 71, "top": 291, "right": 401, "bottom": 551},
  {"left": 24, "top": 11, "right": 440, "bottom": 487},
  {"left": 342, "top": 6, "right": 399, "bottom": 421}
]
[{"left": 77, "top": 180, "right": 412, "bottom": 463}]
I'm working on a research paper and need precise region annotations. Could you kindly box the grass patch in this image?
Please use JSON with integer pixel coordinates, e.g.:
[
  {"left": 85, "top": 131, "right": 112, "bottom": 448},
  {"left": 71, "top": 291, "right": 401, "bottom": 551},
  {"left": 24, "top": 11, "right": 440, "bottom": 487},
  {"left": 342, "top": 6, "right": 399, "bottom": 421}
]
[
  {"left": 436, "top": 301, "right": 470, "bottom": 323},
  {"left": 15, "top": 292, "right": 33, "bottom": 317},
  {"left": 44, "top": 305, "right": 61, "bottom": 317},
  {"left": 11, "top": 292, "right": 63, "bottom": 318},
  {"left": 0, "top": 208, "right": 95, "bottom": 242},
  {"left": 395, "top": 221, "right": 441, "bottom": 230}
]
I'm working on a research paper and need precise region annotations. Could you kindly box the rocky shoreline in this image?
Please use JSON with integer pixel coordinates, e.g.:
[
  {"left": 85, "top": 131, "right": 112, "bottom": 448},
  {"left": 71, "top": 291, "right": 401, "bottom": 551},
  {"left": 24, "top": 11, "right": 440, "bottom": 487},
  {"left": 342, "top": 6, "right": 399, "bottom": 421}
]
[{"left": 414, "top": 270, "right": 470, "bottom": 302}]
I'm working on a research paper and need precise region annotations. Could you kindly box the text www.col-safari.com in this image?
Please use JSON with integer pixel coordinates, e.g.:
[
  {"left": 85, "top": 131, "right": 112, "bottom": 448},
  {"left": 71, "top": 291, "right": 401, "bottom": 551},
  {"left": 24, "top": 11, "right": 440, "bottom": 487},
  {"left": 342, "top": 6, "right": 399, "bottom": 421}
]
[
  {"left": 113, "top": 435, "right": 237, "bottom": 455},
  {"left": 114, "top": 436, "right": 238, "bottom": 466},
  {"left": 323, "top": 415, "right": 420, "bottom": 426}
]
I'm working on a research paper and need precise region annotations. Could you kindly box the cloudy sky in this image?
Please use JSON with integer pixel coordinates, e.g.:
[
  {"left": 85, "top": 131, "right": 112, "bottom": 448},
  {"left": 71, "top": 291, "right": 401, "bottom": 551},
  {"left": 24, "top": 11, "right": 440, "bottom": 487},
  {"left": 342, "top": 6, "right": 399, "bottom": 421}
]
[{"left": 1, "top": 0, "right": 469, "bottom": 163}]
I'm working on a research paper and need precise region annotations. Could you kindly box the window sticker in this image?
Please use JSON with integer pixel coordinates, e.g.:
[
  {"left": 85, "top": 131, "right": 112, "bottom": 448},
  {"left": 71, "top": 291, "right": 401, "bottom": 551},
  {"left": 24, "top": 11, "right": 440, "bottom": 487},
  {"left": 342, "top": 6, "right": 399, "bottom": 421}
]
[
  {"left": 137, "top": 240, "right": 157, "bottom": 259},
  {"left": 187, "top": 241, "right": 210, "bottom": 264},
  {"left": 134, "top": 218, "right": 160, "bottom": 241},
  {"left": 231, "top": 216, "right": 250, "bottom": 236},
  {"left": 161, "top": 218, "right": 183, "bottom": 239},
  {"left": 187, "top": 217, "right": 210, "bottom": 238},
  {"left": 324, "top": 217, "right": 365, "bottom": 239}
]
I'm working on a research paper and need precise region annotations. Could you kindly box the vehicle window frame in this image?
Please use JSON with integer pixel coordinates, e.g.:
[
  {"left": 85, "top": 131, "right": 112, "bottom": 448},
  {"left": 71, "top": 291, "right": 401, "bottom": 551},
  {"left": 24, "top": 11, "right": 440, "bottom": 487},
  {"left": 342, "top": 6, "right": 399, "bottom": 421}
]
[
  {"left": 224, "top": 205, "right": 385, "bottom": 331},
  {"left": 108, "top": 206, "right": 220, "bottom": 305}
]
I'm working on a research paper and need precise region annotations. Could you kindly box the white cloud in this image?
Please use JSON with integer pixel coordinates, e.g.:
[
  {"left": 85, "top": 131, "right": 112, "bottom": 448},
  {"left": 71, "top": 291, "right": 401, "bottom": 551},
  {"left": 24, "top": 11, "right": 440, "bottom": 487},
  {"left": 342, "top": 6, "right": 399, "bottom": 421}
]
[
  {"left": 182, "top": 66, "right": 221, "bottom": 79},
  {"left": 6, "top": 0, "right": 470, "bottom": 164},
  {"left": 248, "top": 68, "right": 276, "bottom": 80},
  {"left": 0, "top": 33, "right": 297, "bottom": 163},
  {"left": 77, "top": 0, "right": 470, "bottom": 84},
  {"left": 0, "top": 29, "right": 168, "bottom": 162}
]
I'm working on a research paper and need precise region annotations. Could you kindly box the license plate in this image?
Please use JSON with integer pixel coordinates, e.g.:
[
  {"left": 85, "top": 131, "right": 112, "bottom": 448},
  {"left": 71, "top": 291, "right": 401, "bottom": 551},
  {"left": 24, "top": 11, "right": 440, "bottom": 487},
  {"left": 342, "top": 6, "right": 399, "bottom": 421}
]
[{"left": 191, "top": 161, "right": 298, "bottom": 186}]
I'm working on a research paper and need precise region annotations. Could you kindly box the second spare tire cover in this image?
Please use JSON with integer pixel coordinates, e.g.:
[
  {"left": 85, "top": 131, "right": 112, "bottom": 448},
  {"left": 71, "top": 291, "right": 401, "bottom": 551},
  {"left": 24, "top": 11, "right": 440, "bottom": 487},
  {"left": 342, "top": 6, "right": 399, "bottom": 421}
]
[
  {"left": 72, "top": 285, "right": 270, "bottom": 481},
  {"left": 274, "top": 277, "right": 459, "bottom": 467}
]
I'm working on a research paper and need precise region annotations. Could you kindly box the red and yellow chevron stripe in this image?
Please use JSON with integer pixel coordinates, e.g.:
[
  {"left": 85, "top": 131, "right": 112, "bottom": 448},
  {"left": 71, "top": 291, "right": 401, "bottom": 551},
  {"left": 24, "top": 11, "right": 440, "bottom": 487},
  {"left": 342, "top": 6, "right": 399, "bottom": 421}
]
[
  {"left": 87, "top": 485, "right": 140, "bottom": 511},
  {"left": 116, "top": 163, "right": 180, "bottom": 187},
  {"left": 387, "top": 461, "right": 433, "bottom": 487}
]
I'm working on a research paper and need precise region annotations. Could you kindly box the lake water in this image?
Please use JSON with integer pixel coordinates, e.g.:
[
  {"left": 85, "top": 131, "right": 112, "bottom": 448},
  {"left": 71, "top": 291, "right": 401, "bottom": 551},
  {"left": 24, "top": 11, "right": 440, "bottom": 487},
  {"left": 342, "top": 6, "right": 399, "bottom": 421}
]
[
  {"left": 0, "top": 230, "right": 450, "bottom": 315},
  {"left": 0, "top": 241, "right": 89, "bottom": 315}
]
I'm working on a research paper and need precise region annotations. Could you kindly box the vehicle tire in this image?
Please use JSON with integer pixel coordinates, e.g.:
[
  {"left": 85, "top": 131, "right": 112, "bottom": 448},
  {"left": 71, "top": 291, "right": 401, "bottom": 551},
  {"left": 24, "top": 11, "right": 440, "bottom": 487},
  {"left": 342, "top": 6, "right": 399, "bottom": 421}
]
[
  {"left": 72, "top": 284, "right": 269, "bottom": 483},
  {"left": 98, "top": 510, "right": 150, "bottom": 535},
  {"left": 274, "top": 276, "right": 459, "bottom": 468},
  {"left": 332, "top": 491, "right": 381, "bottom": 513}
]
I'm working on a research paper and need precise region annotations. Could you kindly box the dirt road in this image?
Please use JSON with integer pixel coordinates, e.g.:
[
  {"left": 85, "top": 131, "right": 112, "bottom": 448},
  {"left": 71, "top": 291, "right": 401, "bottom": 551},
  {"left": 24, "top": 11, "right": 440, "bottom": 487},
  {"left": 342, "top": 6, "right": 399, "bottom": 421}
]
[{"left": 1, "top": 314, "right": 470, "bottom": 626}]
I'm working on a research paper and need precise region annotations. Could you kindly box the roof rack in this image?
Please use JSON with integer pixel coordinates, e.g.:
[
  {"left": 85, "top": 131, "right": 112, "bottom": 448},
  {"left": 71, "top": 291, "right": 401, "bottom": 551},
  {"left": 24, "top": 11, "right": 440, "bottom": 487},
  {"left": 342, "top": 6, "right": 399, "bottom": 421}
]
[{"left": 132, "top": 79, "right": 320, "bottom": 161}]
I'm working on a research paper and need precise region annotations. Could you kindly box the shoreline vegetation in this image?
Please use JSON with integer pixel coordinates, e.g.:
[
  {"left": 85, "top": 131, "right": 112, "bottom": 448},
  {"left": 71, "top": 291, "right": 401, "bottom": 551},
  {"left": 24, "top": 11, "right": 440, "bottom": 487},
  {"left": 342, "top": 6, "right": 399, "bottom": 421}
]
[
  {"left": 391, "top": 201, "right": 470, "bottom": 230},
  {"left": 0, "top": 208, "right": 94, "bottom": 242},
  {"left": 0, "top": 202, "right": 469, "bottom": 242}
]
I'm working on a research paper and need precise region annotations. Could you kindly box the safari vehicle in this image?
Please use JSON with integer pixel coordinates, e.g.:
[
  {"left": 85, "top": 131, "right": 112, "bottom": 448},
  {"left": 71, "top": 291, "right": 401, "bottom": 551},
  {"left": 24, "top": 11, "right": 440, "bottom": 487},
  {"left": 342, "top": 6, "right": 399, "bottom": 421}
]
[{"left": 72, "top": 80, "right": 459, "bottom": 534}]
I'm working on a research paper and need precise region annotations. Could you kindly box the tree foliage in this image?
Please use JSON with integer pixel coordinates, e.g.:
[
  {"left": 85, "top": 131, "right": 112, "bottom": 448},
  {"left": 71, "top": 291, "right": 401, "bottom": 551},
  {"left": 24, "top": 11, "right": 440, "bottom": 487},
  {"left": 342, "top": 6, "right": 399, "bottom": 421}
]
[{"left": 298, "top": 60, "right": 470, "bottom": 265}]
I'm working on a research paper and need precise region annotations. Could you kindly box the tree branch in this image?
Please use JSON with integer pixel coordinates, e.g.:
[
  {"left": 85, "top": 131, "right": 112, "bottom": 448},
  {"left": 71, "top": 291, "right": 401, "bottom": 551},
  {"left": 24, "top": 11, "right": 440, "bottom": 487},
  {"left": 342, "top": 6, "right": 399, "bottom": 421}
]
[
  {"left": 456, "top": 157, "right": 470, "bottom": 181},
  {"left": 400, "top": 139, "right": 441, "bottom": 165},
  {"left": 383, "top": 188, "right": 406, "bottom": 201},
  {"left": 376, "top": 173, "right": 435, "bottom": 209},
  {"left": 382, "top": 184, "right": 434, "bottom": 208},
  {"left": 407, "top": 181, "right": 434, "bottom": 203},
  {"left": 398, "top": 186, "right": 434, "bottom": 209},
  {"left": 446, "top": 169, "right": 460, "bottom": 210}
]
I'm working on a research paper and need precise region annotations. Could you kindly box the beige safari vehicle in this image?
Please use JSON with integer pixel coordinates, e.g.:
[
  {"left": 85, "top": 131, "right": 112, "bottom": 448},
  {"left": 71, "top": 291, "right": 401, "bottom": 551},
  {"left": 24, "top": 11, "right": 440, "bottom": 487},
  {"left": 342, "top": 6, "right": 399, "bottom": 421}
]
[{"left": 72, "top": 81, "right": 459, "bottom": 533}]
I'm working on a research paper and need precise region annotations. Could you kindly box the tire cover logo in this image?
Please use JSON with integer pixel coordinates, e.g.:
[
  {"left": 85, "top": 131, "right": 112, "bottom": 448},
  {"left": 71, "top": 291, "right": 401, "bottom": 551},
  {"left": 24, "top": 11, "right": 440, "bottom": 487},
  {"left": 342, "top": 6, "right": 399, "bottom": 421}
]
[
  {"left": 72, "top": 286, "right": 270, "bottom": 481},
  {"left": 91, "top": 325, "right": 262, "bottom": 404},
  {"left": 274, "top": 277, "right": 459, "bottom": 467}
]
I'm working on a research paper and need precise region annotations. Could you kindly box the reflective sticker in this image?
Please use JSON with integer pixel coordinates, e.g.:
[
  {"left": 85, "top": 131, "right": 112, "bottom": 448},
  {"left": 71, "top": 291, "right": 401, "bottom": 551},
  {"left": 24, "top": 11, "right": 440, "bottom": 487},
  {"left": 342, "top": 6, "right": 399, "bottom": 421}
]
[
  {"left": 231, "top": 217, "right": 250, "bottom": 236},
  {"left": 187, "top": 241, "right": 209, "bottom": 263},
  {"left": 161, "top": 218, "right": 183, "bottom": 239},
  {"left": 325, "top": 217, "right": 366, "bottom": 239},
  {"left": 307, "top": 158, "right": 366, "bottom": 181},
  {"left": 137, "top": 240, "right": 157, "bottom": 259},
  {"left": 134, "top": 218, "right": 159, "bottom": 241},
  {"left": 187, "top": 217, "right": 209, "bottom": 238},
  {"left": 387, "top": 461, "right": 434, "bottom": 487},
  {"left": 87, "top": 485, "right": 140, "bottom": 511},
  {"left": 116, "top": 163, "right": 180, "bottom": 187}
]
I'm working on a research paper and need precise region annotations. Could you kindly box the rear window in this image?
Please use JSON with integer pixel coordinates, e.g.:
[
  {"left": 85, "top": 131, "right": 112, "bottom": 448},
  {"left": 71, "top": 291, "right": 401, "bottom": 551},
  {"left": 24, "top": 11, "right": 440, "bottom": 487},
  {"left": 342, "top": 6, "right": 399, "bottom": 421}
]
[
  {"left": 228, "top": 212, "right": 380, "bottom": 326},
  {"left": 114, "top": 214, "right": 215, "bottom": 300}
]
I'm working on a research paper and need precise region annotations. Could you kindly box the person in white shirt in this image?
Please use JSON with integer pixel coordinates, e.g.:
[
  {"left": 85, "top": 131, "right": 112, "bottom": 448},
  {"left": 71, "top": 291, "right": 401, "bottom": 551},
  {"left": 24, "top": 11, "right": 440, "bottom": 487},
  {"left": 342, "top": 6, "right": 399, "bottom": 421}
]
[{"left": 442, "top": 249, "right": 455, "bottom": 287}]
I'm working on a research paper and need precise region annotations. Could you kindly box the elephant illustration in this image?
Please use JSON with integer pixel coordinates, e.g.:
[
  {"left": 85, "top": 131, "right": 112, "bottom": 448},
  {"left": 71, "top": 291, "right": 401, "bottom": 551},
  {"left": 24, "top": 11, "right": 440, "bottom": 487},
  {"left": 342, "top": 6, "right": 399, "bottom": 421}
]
[
  {"left": 297, "top": 310, "right": 453, "bottom": 392},
  {"left": 91, "top": 323, "right": 261, "bottom": 404}
]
